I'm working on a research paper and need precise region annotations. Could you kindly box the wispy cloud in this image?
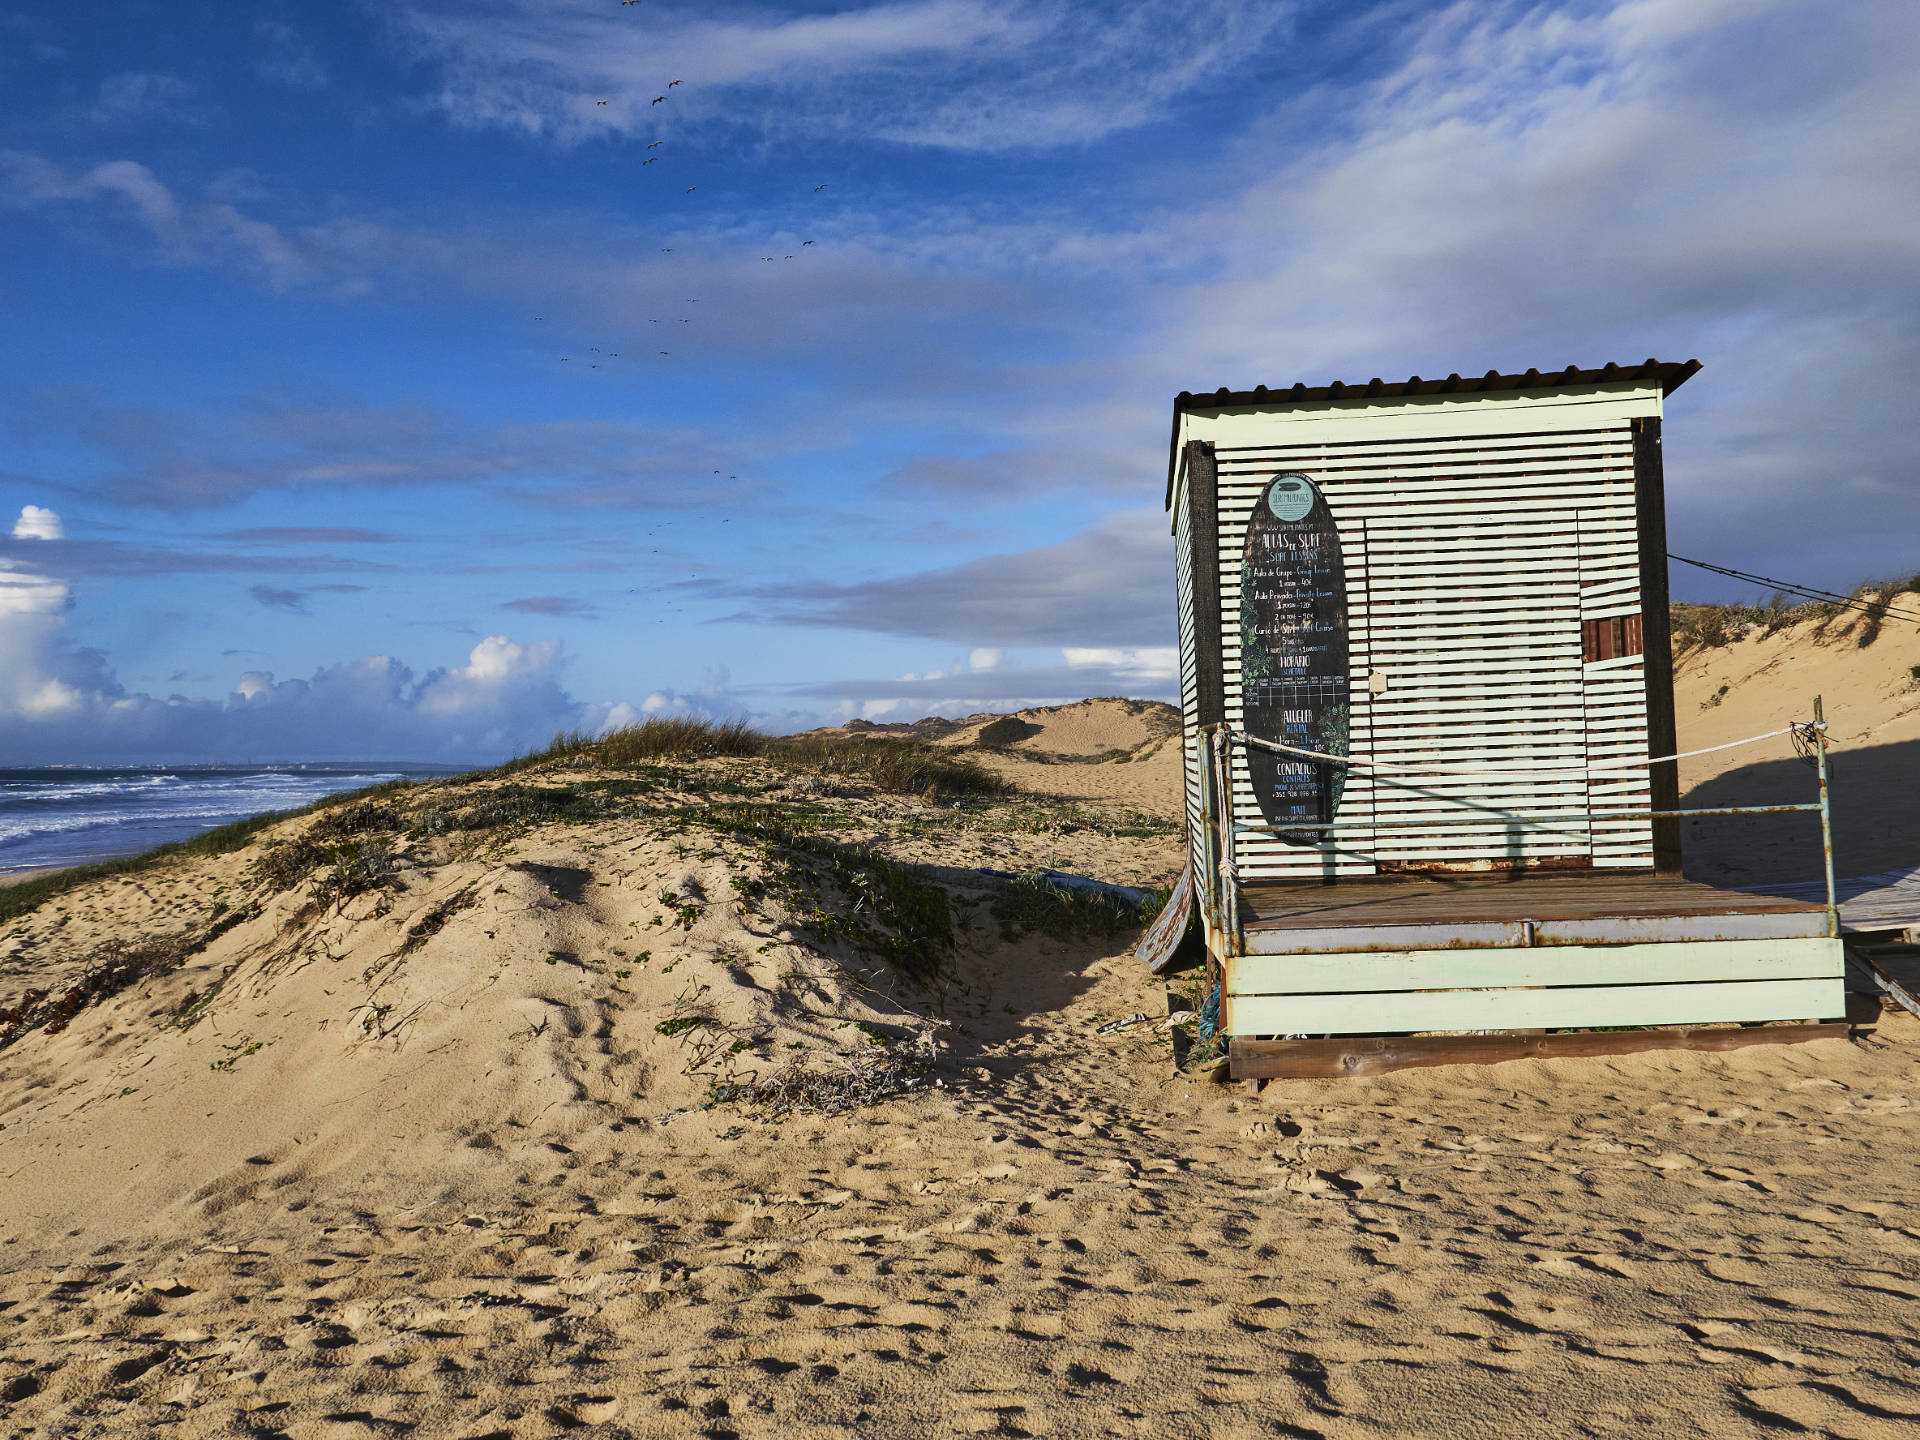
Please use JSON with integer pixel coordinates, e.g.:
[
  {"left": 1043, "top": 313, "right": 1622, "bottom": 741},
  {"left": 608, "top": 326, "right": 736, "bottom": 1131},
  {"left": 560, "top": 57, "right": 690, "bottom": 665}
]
[
  {"left": 215, "top": 526, "right": 403, "bottom": 544},
  {"left": 718, "top": 508, "right": 1170, "bottom": 648},
  {"left": 254, "top": 20, "right": 329, "bottom": 91},
  {"left": 248, "top": 585, "right": 308, "bottom": 613},
  {"left": 393, "top": 0, "right": 1289, "bottom": 151},
  {"left": 502, "top": 594, "right": 594, "bottom": 617},
  {"left": 0, "top": 533, "right": 389, "bottom": 581},
  {"left": 12, "top": 388, "right": 771, "bottom": 511},
  {"left": 0, "top": 148, "right": 392, "bottom": 294},
  {"left": 75, "top": 72, "right": 202, "bottom": 127}
]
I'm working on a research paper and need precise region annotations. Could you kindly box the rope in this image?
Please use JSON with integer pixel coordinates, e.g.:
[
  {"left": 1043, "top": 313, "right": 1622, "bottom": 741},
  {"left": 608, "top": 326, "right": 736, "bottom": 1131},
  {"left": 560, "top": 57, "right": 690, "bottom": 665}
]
[
  {"left": 1230, "top": 724, "right": 1802, "bottom": 779},
  {"left": 1789, "top": 720, "right": 1826, "bottom": 770}
]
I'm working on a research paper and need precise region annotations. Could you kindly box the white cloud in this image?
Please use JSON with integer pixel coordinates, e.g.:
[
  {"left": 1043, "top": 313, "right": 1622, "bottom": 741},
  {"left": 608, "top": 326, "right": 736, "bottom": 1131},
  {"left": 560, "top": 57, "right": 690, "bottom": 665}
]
[
  {"left": 392, "top": 0, "right": 1289, "bottom": 151},
  {"left": 0, "top": 150, "right": 408, "bottom": 296},
  {"left": 1062, "top": 646, "right": 1177, "bottom": 681},
  {"left": 725, "top": 508, "right": 1170, "bottom": 648},
  {"left": 0, "top": 547, "right": 637, "bottom": 762},
  {"left": 255, "top": 20, "right": 329, "bottom": 91},
  {"left": 80, "top": 72, "right": 201, "bottom": 127},
  {"left": 12, "top": 505, "right": 62, "bottom": 540}
]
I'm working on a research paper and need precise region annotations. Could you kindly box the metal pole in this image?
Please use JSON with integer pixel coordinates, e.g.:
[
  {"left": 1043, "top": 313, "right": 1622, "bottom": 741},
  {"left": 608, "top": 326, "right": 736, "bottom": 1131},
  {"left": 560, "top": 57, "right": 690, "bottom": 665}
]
[
  {"left": 1217, "top": 725, "right": 1240, "bottom": 959},
  {"left": 1814, "top": 695, "right": 1838, "bottom": 939}
]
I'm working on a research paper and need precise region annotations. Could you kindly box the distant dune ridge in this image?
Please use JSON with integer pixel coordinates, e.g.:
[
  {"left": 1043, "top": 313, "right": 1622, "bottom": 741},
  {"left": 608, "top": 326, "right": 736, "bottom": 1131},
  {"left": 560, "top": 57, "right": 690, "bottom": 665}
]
[{"left": 4, "top": 676, "right": 1920, "bottom": 1433}]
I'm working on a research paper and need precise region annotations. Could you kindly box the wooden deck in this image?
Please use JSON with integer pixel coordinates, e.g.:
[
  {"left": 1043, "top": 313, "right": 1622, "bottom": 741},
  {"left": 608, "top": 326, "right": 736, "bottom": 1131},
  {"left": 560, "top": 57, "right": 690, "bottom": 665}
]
[
  {"left": 1747, "top": 865, "right": 1920, "bottom": 936},
  {"left": 1224, "top": 872, "right": 1846, "bottom": 1053},
  {"left": 1240, "top": 872, "right": 1829, "bottom": 953}
]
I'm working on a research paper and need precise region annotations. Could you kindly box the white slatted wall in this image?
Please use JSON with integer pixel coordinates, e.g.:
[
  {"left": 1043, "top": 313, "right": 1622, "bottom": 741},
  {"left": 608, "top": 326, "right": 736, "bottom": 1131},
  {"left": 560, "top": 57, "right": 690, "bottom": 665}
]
[
  {"left": 1174, "top": 483, "right": 1205, "bottom": 879},
  {"left": 1208, "top": 423, "right": 1656, "bottom": 877}
]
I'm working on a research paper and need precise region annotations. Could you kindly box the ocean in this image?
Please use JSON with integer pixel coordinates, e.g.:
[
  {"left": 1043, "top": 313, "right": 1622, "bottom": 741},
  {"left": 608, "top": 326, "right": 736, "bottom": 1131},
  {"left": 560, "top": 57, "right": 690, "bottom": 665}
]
[{"left": 0, "top": 765, "right": 461, "bottom": 876}]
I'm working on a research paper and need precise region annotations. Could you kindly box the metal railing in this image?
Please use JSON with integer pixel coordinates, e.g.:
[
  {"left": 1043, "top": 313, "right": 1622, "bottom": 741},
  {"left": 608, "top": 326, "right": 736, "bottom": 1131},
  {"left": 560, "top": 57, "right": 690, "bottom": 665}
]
[{"left": 1193, "top": 699, "right": 1840, "bottom": 967}]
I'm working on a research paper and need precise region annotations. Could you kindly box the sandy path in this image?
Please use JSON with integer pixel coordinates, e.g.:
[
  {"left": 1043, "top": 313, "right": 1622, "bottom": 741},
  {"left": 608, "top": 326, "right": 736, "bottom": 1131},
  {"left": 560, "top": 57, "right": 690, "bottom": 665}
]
[{"left": 5, "top": 956, "right": 1920, "bottom": 1437}]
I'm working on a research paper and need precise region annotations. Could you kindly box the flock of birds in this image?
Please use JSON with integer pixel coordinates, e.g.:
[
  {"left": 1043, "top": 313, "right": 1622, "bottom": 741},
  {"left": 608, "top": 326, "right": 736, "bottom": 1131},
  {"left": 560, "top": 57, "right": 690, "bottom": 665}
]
[
  {"left": 546, "top": 76, "right": 832, "bottom": 368},
  {"left": 535, "top": 72, "right": 829, "bottom": 622}
]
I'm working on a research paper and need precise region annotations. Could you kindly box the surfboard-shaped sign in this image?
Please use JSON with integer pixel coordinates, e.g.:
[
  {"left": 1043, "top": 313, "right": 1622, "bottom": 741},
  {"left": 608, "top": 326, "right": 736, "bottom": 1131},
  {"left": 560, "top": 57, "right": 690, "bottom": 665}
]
[{"left": 1239, "top": 472, "right": 1351, "bottom": 840}]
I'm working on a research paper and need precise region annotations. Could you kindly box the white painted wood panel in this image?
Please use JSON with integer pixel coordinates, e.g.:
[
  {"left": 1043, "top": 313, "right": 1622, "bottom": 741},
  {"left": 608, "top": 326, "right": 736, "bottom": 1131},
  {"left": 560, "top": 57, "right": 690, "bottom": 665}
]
[
  {"left": 1225, "top": 976, "right": 1843, "bottom": 1036},
  {"left": 1228, "top": 937, "right": 1842, "bottom": 994},
  {"left": 1180, "top": 382, "right": 1663, "bottom": 446}
]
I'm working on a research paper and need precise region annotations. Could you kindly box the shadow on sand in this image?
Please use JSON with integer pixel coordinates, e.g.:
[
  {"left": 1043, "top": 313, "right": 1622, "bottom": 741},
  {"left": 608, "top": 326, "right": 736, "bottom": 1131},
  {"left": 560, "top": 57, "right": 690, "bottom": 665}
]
[{"left": 1680, "top": 736, "right": 1920, "bottom": 887}]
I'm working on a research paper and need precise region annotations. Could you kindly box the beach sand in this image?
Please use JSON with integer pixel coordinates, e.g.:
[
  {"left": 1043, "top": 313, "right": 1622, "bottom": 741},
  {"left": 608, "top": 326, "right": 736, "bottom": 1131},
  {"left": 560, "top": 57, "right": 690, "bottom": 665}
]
[{"left": 3, "top": 697, "right": 1919, "bottom": 1437}]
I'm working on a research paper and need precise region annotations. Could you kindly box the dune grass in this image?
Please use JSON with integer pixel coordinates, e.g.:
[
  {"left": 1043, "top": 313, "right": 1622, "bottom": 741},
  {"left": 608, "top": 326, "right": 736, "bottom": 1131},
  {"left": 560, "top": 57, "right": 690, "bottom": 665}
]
[
  {"left": 1671, "top": 577, "right": 1920, "bottom": 655},
  {"left": 514, "top": 717, "right": 1010, "bottom": 801},
  {"left": 993, "top": 873, "right": 1170, "bottom": 943}
]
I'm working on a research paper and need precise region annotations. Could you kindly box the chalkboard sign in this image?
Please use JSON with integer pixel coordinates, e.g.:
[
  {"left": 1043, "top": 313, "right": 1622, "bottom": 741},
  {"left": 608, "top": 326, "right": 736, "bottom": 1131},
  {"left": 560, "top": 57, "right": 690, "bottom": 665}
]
[{"left": 1240, "top": 473, "right": 1350, "bottom": 839}]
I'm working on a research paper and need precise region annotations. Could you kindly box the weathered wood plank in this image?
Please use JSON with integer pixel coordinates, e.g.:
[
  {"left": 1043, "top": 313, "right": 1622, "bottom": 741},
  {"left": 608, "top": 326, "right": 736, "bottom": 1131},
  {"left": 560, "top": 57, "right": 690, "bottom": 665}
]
[
  {"left": 1186, "top": 440, "right": 1224, "bottom": 729},
  {"left": 1632, "top": 415, "right": 1682, "bottom": 872},
  {"left": 1228, "top": 1022, "right": 1852, "bottom": 1081},
  {"left": 1241, "top": 873, "right": 1822, "bottom": 922},
  {"left": 1241, "top": 912, "right": 1833, "bottom": 953},
  {"left": 1229, "top": 938, "right": 1843, "bottom": 994},
  {"left": 1225, "top": 977, "right": 1843, "bottom": 1036}
]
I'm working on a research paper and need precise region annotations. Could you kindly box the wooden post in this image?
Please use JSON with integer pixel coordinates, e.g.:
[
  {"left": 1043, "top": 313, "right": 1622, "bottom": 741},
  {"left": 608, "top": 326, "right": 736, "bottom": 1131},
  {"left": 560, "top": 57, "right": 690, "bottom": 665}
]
[{"left": 1632, "top": 417, "right": 1682, "bottom": 872}]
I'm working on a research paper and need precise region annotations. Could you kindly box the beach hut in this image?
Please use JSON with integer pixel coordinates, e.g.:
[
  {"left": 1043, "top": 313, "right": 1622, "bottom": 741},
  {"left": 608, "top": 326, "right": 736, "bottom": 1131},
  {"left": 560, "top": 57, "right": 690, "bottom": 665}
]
[{"left": 1164, "top": 361, "right": 1850, "bottom": 1077}]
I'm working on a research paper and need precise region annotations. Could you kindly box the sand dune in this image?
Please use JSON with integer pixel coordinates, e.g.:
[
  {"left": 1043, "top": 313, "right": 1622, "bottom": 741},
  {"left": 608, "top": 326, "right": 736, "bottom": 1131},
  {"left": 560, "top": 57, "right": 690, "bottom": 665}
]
[
  {"left": 1675, "top": 592, "right": 1920, "bottom": 885},
  {"left": 3, "top": 696, "right": 1919, "bottom": 1436}
]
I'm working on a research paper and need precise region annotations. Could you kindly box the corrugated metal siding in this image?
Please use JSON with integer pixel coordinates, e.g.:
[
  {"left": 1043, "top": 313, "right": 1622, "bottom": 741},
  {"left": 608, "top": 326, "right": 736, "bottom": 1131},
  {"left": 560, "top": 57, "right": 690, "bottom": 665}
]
[
  {"left": 1174, "top": 464, "right": 1205, "bottom": 880},
  {"left": 1209, "top": 421, "right": 1655, "bottom": 877}
]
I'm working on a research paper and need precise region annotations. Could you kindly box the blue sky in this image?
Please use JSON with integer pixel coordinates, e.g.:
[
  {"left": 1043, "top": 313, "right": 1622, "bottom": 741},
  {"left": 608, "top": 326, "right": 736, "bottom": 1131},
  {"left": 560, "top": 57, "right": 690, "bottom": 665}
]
[{"left": 0, "top": 0, "right": 1915, "bottom": 762}]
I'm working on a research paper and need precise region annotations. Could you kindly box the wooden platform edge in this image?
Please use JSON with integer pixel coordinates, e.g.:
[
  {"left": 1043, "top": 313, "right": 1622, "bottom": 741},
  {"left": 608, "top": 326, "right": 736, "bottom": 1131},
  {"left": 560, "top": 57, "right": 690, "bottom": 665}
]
[{"left": 1228, "top": 1022, "right": 1855, "bottom": 1080}]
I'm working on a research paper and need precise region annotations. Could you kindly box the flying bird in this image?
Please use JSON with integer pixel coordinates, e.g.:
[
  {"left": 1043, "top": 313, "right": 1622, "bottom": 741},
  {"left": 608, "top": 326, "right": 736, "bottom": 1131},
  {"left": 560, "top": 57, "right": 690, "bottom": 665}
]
[
  {"left": 686, "top": 186, "right": 696, "bottom": 192},
  {"left": 643, "top": 157, "right": 656, "bottom": 165},
  {"left": 647, "top": 141, "right": 662, "bottom": 149},
  {"left": 652, "top": 95, "right": 665, "bottom": 105},
  {"left": 803, "top": 240, "right": 814, "bottom": 245},
  {"left": 596, "top": 99, "right": 608, "bottom": 105},
  {"left": 669, "top": 79, "right": 682, "bottom": 87},
  {"left": 814, "top": 184, "right": 828, "bottom": 191}
]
